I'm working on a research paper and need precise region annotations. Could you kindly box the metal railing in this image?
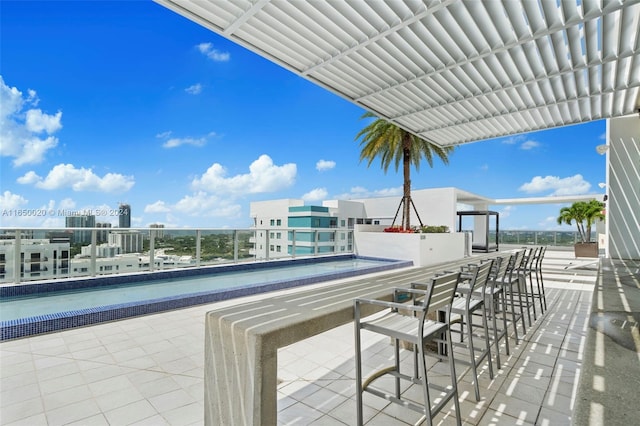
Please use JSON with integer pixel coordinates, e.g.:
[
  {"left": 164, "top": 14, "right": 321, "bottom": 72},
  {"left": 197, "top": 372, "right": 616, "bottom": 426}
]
[
  {"left": 0, "top": 227, "right": 588, "bottom": 284},
  {"left": 0, "top": 227, "right": 356, "bottom": 284}
]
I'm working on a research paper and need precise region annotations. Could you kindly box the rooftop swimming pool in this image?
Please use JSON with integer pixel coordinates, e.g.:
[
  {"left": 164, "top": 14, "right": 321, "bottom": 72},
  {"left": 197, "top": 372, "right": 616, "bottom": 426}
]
[{"left": 1, "top": 255, "right": 411, "bottom": 340}]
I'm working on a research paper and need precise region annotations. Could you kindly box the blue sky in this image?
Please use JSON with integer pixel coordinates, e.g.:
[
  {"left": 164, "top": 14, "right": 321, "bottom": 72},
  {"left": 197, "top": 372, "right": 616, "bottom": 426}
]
[{"left": 1, "top": 1, "right": 606, "bottom": 230}]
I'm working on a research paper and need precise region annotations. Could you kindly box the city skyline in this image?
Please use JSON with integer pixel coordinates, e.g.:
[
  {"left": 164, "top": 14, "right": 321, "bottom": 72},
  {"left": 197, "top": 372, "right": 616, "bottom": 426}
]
[{"left": 1, "top": 1, "right": 607, "bottom": 231}]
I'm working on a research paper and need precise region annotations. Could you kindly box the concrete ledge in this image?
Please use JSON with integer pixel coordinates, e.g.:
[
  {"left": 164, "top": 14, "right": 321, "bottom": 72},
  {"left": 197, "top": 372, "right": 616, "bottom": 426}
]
[
  {"left": 203, "top": 252, "right": 504, "bottom": 425},
  {"left": 573, "top": 258, "right": 640, "bottom": 425}
]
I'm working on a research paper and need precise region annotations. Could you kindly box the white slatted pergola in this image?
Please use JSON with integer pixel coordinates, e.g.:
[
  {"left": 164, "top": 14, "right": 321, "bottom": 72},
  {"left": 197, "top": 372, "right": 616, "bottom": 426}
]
[{"left": 155, "top": 0, "right": 640, "bottom": 147}]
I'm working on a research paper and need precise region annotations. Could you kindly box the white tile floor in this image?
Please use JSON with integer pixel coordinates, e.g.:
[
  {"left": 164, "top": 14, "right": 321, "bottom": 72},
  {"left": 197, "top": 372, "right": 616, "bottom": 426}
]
[{"left": 0, "top": 251, "right": 598, "bottom": 425}]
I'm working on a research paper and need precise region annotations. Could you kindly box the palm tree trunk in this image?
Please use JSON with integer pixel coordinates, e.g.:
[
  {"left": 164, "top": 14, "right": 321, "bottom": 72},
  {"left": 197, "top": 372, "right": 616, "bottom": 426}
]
[
  {"left": 402, "top": 136, "right": 411, "bottom": 230},
  {"left": 577, "top": 223, "right": 587, "bottom": 243}
]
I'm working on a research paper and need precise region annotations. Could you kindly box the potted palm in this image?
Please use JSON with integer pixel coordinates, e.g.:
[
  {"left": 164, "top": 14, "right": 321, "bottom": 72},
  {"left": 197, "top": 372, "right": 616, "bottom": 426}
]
[{"left": 556, "top": 200, "right": 605, "bottom": 258}]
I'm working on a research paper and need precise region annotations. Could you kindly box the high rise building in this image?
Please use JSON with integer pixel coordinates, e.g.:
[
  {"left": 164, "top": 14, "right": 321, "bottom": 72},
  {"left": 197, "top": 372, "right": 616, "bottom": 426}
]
[
  {"left": 118, "top": 204, "right": 131, "bottom": 228},
  {"left": 109, "top": 230, "right": 143, "bottom": 254},
  {"left": 65, "top": 215, "right": 96, "bottom": 245},
  {"left": 96, "top": 222, "right": 112, "bottom": 244},
  {"left": 149, "top": 223, "right": 165, "bottom": 238}
]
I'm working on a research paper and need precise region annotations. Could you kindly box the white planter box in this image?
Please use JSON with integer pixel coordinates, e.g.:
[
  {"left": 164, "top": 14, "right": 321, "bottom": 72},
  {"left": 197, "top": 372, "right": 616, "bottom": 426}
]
[{"left": 354, "top": 229, "right": 466, "bottom": 267}]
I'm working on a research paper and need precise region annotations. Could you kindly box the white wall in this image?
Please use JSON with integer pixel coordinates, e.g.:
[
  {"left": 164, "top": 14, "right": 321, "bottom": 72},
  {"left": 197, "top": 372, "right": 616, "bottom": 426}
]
[
  {"left": 354, "top": 226, "right": 465, "bottom": 266},
  {"left": 353, "top": 187, "right": 458, "bottom": 230},
  {"left": 607, "top": 115, "right": 640, "bottom": 260}
]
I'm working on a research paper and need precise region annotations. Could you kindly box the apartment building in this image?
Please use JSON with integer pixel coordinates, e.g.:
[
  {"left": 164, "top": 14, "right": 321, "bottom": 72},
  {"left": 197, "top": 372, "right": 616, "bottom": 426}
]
[{"left": 250, "top": 199, "right": 366, "bottom": 259}]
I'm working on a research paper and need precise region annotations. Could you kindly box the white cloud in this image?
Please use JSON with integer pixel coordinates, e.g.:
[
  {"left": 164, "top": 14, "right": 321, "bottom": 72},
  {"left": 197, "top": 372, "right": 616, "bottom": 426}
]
[
  {"left": 157, "top": 130, "right": 214, "bottom": 148},
  {"left": 480, "top": 164, "right": 489, "bottom": 171},
  {"left": 0, "top": 191, "right": 29, "bottom": 210},
  {"left": 316, "top": 159, "right": 336, "bottom": 172},
  {"left": 302, "top": 188, "right": 328, "bottom": 202},
  {"left": 501, "top": 135, "right": 523, "bottom": 145},
  {"left": 501, "top": 134, "right": 540, "bottom": 150},
  {"left": 18, "top": 163, "right": 135, "bottom": 193},
  {"left": 521, "top": 140, "right": 540, "bottom": 150},
  {"left": 163, "top": 137, "right": 207, "bottom": 148},
  {"left": 173, "top": 192, "right": 241, "bottom": 217},
  {"left": 0, "top": 76, "right": 61, "bottom": 166},
  {"left": 144, "top": 200, "right": 171, "bottom": 213},
  {"left": 144, "top": 156, "right": 294, "bottom": 224},
  {"left": 185, "top": 83, "right": 202, "bottom": 95},
  {"left": 499, "top": 206, "right": 515, "bottom": 218},
  {"left": 0, "top": 196, "right": 80, "bottom": 227},
  {"left": 16, "top": 170, "right": 41, "bottom": 185},
  {"left": 519, "top": 174, "right": 591, "bottom": 196},
  {"left": 15, "top": 136, "right": 59, "bottom": 167},
  {"left": 58, "top": 198, "right": 76, "bottom": 210},
  {"left": 192, "top": 154, "right": 296, "bottom": 195},
  {"left": 25, "top": 109, "right": 63, "bottom": 133},
  {"left": 197, "top": 43, "right": 230, "bottom": 62}
]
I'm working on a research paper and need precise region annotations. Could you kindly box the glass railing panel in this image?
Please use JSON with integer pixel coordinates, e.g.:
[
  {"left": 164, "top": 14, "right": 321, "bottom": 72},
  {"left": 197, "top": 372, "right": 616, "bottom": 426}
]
[
  {"left": 5, "top": 226, "right": 590, "bottom": 285},
  {"left": 148, "top": 228, "right": 197, "bottom": 270},
  {"left": 236, "top": 230, "right": 257, "bottom": 264}
]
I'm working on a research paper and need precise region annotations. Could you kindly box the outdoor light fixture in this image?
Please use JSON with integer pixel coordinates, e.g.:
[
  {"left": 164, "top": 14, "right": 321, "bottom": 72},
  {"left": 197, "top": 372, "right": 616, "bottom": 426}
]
[{"left": 596, "top": 144, "right": 609, "bottom": 155}]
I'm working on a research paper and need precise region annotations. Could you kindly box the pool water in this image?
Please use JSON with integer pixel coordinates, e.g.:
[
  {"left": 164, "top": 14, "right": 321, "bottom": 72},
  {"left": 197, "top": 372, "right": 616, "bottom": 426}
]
[{"left": 0, "top": 257, "right": 404, "bottom": 323}]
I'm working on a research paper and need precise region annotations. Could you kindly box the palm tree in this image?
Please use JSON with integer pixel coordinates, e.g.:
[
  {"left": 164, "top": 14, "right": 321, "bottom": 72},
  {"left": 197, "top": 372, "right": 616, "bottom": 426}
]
[
  {"left": 556, "top": 200, "right": 604, "bottom": 243},
  {"left": 355, "top": 111, "right": 455, "bottom": 230}
]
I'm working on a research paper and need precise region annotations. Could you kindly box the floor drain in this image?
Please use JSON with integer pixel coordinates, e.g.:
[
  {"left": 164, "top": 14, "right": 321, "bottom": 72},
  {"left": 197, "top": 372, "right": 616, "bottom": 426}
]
[{"left": 610, "top": 318, "right": 640, "bottom": 331}]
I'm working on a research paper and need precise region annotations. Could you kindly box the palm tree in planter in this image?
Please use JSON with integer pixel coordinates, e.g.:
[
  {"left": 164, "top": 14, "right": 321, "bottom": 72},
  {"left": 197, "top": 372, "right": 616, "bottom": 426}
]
[
  {"left": 355, "top": 111, "right": 454, "bottom": 231},
  {"left": 556, "top": 199, "right": 605, "bottom": 257}
]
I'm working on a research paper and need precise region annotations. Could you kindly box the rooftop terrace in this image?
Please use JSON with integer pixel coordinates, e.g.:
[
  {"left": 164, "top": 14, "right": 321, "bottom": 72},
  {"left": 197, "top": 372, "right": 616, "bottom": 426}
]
[{"left": 2, "top": 248, "right": 637, "bottom": 425}]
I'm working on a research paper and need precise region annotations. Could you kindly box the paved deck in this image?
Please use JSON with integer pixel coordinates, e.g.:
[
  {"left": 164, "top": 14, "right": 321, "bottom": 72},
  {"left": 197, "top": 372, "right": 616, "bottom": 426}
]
[
  {"left": 572, "top": 257, "right": 640, "bottom": 426},
  {"left": 0, "top": 250, "right": 623, "bottom": 425}
]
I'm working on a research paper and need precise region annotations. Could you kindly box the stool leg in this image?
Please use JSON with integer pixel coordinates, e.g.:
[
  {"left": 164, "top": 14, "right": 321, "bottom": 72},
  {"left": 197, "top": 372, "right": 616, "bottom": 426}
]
[
  {"left": 446, "top": 326, "right": 462, "bottom": 426},
  {"left": 354, "top": 318, "right": 364, "bottom": 426}
]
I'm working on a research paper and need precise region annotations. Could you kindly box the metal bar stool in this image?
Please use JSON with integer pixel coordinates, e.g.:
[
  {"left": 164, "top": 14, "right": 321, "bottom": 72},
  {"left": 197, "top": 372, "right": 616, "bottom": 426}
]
[
  {"left": 532, "top": 246, "right": 548, "bottom": 313},
  {"left": 477, "top": 256, "right": 511, "bottom": 370},
  {"left": 519, "top": 247, "right": 539, "bottom": 323},
  {"left": 501, "top": 250, "right": 528, "bottom": 343},
  {"left": 354, "top": 272, "right": 462, "bottom": 426},
  {"left": 437, "top": 260, "right": 495, "bottom": 401}
]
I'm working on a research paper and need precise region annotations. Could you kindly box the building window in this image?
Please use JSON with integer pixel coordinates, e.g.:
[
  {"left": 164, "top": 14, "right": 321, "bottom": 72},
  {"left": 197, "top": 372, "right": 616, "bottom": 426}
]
[
  {"left": 276, "top": 245, "right": 281, "bottom": 252},
  {"left": 270, "top": 232, "right": 275, "bottom": 239},
  {"left": 276, "top": 232, "right": 281, "bottom": 239},
  {"left": 270, "top": 219, "right": 275, "bottom": 226},
  {"left": 270, "top": 245, "right": 274, "bottom": 251},
  {"left": 276, "top": 219, "right": 282, "bottom": 226},
  {"left": 341, "top": 220, "right": 346, "bottom": 227}
]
